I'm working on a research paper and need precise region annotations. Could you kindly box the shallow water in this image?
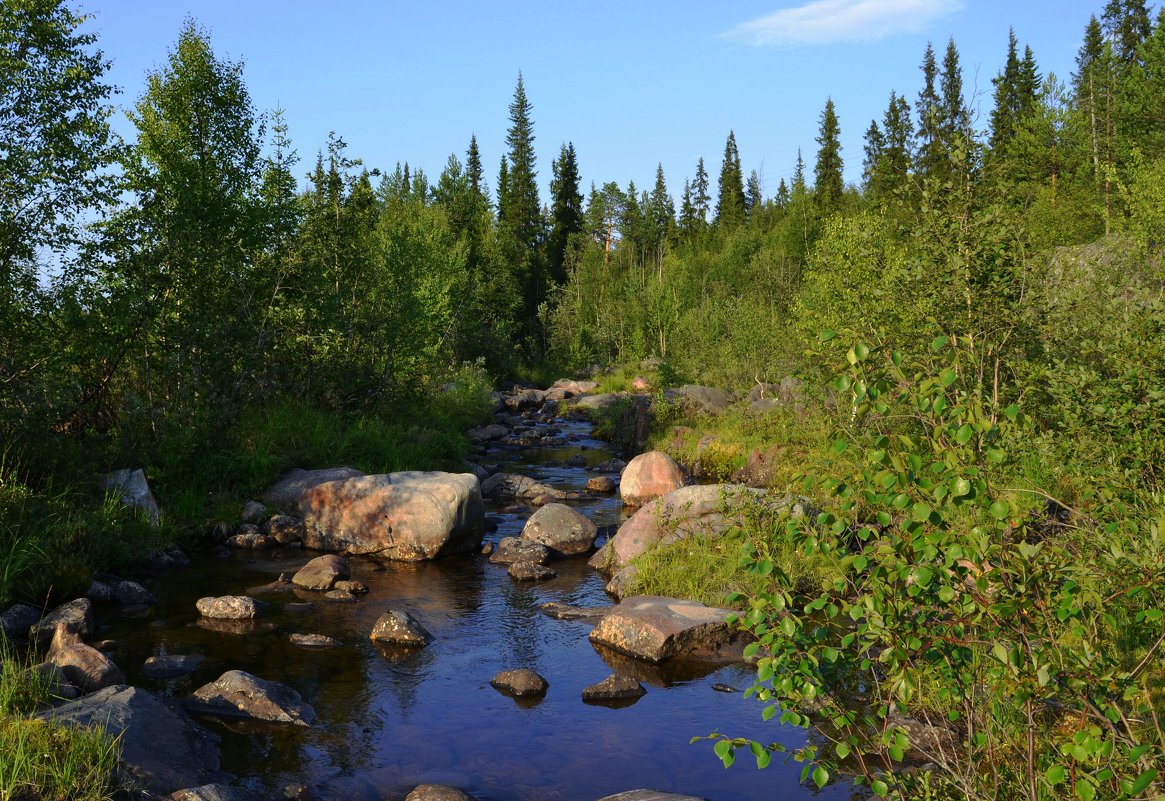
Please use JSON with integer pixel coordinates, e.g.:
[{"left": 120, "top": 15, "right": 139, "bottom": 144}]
[{"left": 97, "top": 416, "right": 856, "bottom": 801}]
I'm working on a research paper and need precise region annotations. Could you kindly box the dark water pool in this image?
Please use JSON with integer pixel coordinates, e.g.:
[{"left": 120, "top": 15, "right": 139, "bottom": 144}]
[{"left": 97, "top": 418, "right": 857, "bottom": 801}]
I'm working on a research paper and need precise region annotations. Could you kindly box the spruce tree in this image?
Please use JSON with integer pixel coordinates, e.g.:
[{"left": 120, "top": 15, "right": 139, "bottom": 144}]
[
  {"left": 678, "top": 178, "right": 696, "bottom": 238},
  {"left": 500, "top": 72, "right": 544, "bottom": 317},
  {"left": 916, "top": 42, "right": 943, "bottom": 180},
  {"left": 715, "top": 130, "right": 746, "bottom": 228},
  {"left": 862, "top": 119, "right": 885, "bottom": 193},
  {"left": 881, "top": 92, "right": 915, "bottom": 196},
  {"left": 745, "top": 169, "right": 763, "bottom": 219},
  {"left": 792, "top": 150, "right": 807, "bottom": 196},
  {"left": 1073, "top": 15, "right": 1106, "bottom": 183},
  {"left": 990, "top": 28, "right": 1024, "bottom": 152},
  {"left": 648, "top": 163, "right": 674, "bottom": 263},
  {"left": 1103, "top": 0, "right": 1151, "bottom": 64},
  {"left": 814, "top": 98, "right": 844, "bottom": 212},
  {"left": 547, "top": 141, "right": 583, "bottom": 285},
  {"left": 693, "top": 157, "right": 711, "bottom": 226},
  {"left": 466, "top": 134, "right": 486, "bottom": 201},
  {"left": 938, "top": 37, "right": 973, "bottom": 178},
  {"left": 775, "top": 178, "right": 790, "bottom": 207}
]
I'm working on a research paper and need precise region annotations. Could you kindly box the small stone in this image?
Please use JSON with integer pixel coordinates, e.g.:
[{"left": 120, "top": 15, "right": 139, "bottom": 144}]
[
  {"left": 226, "top": 524, "right": 274, "bottom": 549},
  {"left": 85, "top": 580, "right": 115, "bottom": 603},
  {"left": 582, "top": 674, "right": 646, "bottom": 703},
  {"left": 264, "top": 515, "right": 304, "bottom": 545},
  {"left": 1, "top": 602, "right": 41, "bottom": 642},
  {"left": 195, "top": 596, "right": 262, "bottom": 620},
  {"left": 370, "top": 609, "right": 432, "bottom": 647},
  {"left": 711, "top": 683, "right": 738, "bottom": 693},
  {"left": 289, "top": 633, "right": 339, "bottom": 648},
  {"left": 324, "top": 589, "right": 356, "bottom": 602},
  {"left": 489, "top": 537, "right": 550, "bottom": 566},
  {"left": 332, "top": 579, "right": 367, "bottom": 594},
  {"left": 490, "top": 668, "right": 549, "bottom": 698},
  {"left": 114, "top": 580, "right": 156, "bottom": 606},
  {"left": 481, "top": 541, "right": 494, "bottom": 556},
  {"left": 538, "top": 602, "right": 613, "bottom": 622},
  {"left": 507, "top": 562, "right": 557, "bottom": 581},
  {"left": 188, "top": 669, "right": 314, "bottom": 726}
]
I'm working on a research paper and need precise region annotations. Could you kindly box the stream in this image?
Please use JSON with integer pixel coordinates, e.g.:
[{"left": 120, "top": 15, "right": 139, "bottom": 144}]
[{"left": 96, "top": 415, "right": 855, "bottom": 801}]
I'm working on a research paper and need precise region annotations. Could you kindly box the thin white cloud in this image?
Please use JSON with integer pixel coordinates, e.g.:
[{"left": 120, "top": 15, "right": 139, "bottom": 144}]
[{"left": 724, "top": 0, "right": 964, "bottom": 47}]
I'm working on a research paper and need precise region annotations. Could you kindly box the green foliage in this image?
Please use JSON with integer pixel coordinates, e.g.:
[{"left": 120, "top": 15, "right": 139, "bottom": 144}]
[
  {"left": 0, "top": 643, "right": 124, "bottom": 801},
  {"left": 715, "top": 331, "right": 1165, "bottom": 800}
]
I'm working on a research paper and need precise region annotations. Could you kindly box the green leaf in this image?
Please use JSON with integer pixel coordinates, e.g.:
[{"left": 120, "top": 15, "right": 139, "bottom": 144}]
[
  {"left": 835, "top": 742, "right": 851, "bottom": 759},
  {"left": 812, "top": 765, "right": 829, "bottom": 788},
  {"left": 940, "top": 368, "right": 958, "bottom": 387},
  {"left": 955, "top": 424, "right": 973, "bottom": 445},
  {"left": 714, "top": 739, "right": 735, "bottom": 768},
  {"left": 819, "top": 329, "right": 837, "bottom": 341},
  {"left": 1075, "top": 780, "right": 1095, "bottom": 801},
  {"left": 1045, "top": 765, "right": 1066, "bottom": 786},
  {"left": 989, "top": 500, "right": 1010, "bottom": 520},
  {"left": 871, "top": 778, "right": 889, "bottom": 796},
  {"left": 1130, "top": 768, "right": 1157, "bottom": 794},
  {"left": 931, "top": 335, "right": 948, "bottom": 351}
]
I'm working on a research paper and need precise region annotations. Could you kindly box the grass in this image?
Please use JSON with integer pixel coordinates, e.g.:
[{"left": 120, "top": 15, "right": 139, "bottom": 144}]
[{"left": 0, "top": 642, "right": 125, "bottom": 801}]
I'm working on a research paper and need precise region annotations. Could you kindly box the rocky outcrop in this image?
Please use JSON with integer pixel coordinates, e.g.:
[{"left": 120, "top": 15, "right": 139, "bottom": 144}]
[
  {"left": 589, "top": 596, "right": 747, "bottom": 664},
  {"left": 663, "top": 385, "right": 734, "bottom": 416},
  {"left": 196, "top": 596, "right": 263, "bottom": 620},
  {"left": 606, "top": 484, "right": 785, "bottom": 569},
  {"left": 490, "top": 668, "right": 549, "bottom": 698},
  {"left": 618, "top": 451, "right": 685, "bottom": 506},
  {"left": 291, "top": 554, "right": 349, "bottom": 591},
  {"left": 187, "top": 670, "right": 314, "bottom": 726},
  {"left": 261, "top": 467, "right": 364, "bottom": 512},
  {"left": 38, "top": 685, "right": 227, "bottom": 794},
  {"left": 300, "top": 471, "right": 484, "bottom": 560},
  {"left": 101, "top": 468, "right": 161, "bottom": 526},
  {"left": 370, "top": 609, "right": 432, "bottom": 647},
  {"left": 520, "top": 503, "right": 598, "bottom": 556}
]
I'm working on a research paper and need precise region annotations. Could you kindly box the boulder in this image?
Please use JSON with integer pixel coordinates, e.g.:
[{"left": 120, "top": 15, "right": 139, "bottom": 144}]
[
  {"left": 261, "top": 466, "right": 365, "bottom": 512},
  {"left": 609, "top": 484, "right": 773, "bottom": 568},
  {"left": 291, "top": 554, "right": 349, "bottom": 591},
  {"left": 370, "top": 609, "right": 432, "bottom": 647},
  {"left": 226, "top": 525, "right": 273, "bottom": 549},
  {"left": 665, "top": 385, "right": 734, "bottom": 415},
  {"left": 503, "top": 388, "right": 547, "bottom": 411},
  {"left": 101, "top": 468, "right": 160, "bottom": 526},
  {"left": 333, "top": 580, "right": 367, "bottom": 594},
  {"left": 490, "top": 668, "right": 549, "bottom": 698},
  {"left": 552, "top": 378, "right": 600, "bottom": 395},
  {"left": 468, "top": 423, "right": 509, "bottom": 443},
  {"left": 289, "top": 633, "right": 339, "bottom": 648},
  {"left": 488, "top": 537, "right": 551, "bottom": 566},
  {"left": 31, "top": 598, "right": 93, "bottom": 648},
  {"left": 595, "top": 792, "right": 707, "bottom": 801},
  {"left": 49, "top": 642, "right": 125, "bottom": 693},
  {"left": 586, "top": 476, "right": 616, "bottom": 493},
  {"left": 589, "top": 596, "right": 747, "bottom": 664},
  {"left": 240, "top": 500, "right": 267, "bottom": 524},
  {"left": 143, "top": 654, "right": 207, "bottom": 679},
  {"left": 582, "top": 674, "right": 646, "bottom": 703},
  {"left": 114, "top": 579, "right": 156, "bottom": 606},
  {"left": 1, "top": 602, "right": 42, "bottom": 642},
  {"left": 605, "top": 565, "right": 639, "bottom": 599},
  {"left": 404, "top": 786, "right": 476, "bottom": 801},
  {"left": 196, "top": 596, "right": 262, "bottom": 620},
  {"left": 508, "top": 562, "right": 557, "bottom": 581},
  {"left": 188, "top": 670, "right": 314, "bottom": 726},
  {"left": 539, "top": 602, "right": 614, "bottom": 622},
  {"left": 592, "top": 458, "right": 627, "bottom": 474},
  {"left": 619, "top": 452, "right": 685, "bottom": 506},
  {"left": 520, "top": 503, "right": 598, "bottom": 556},
  {"left": 300, "top": 471, "right": 484, "bottom": 560},
  {"left": 324, "top": 589, "right": 357, "bottom": 602},
  {"left": 86, "top": 579, "right": 115, "bottom": 603},
  {"left": 463, "top": 461, "right": 491, "bottom": 482},
  {"left": 37, "top": 685, "right": 227, "bottom": 794},
  {"left": 264, "top": 515, "right": 304, "bottom": 545},
  {"left": 730, "top": 445, "right": 783, "bottom": 488},
  {"left": 571, "top": 393, "right": 623, "bottom": 412}
]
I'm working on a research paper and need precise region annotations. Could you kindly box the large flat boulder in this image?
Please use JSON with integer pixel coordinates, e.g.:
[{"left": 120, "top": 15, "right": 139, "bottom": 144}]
[
  {"left": 37, "top": 685, "right": 227, "bottom": 794},
  {"left": 618, "top": 451, "right": 685, "bottom": 506},
  {"left": 261, "top": 467, "right": 364, "bottom": 512},
  {"left": 571, "top": 393, "right": 623, "bottom": 412},
  {"left": 187, "top": 670, "right": 314, "bottom": 727},
  {"left": 300, "top": 471, "right": 484, "bottom": 560},
  {"left": 520, "top": 503, "right": 597, "bottom": 556},
  {"left": 664, "top": 385, "right": 734, "bottom": 415},
  {"left": 608, "top": 484, "right": 772, "bottom": 569},
  {"left": 589, "top": 596, "right": 746, "bottom": 664}
]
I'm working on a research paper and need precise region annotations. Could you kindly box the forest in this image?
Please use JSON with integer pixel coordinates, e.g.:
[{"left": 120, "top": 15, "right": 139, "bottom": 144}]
[{"left": 3, "top": 0, "right": 1165, "bottom": 798}]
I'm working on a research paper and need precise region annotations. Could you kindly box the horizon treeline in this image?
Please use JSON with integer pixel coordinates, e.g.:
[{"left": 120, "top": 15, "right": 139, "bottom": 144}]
[{"left": 2, "top": 0, "right": 1165, "bottom": 504}]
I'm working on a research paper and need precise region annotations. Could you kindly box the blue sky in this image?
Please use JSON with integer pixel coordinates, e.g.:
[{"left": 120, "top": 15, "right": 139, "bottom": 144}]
[{"left": 84, "top": 1, "right": 1128, "bottom": 202}]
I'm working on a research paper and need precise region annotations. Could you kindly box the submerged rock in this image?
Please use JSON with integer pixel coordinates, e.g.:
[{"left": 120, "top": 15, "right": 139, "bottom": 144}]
[
  {"left": 300, "top": 471, "right": 484, "bottom": 560},
  {"left": 508, "top": 562, "right": 557, "bottom": 582},
  {"left": 581, "top": 674, "right": 646, "bottom": 703},
  {"left": 404, "top": 786, "right": 476, "bottom": 801},
  {"left": 187, "top": 670, "right": 314, "bottom": 727},
  {"left": 595, "top": 792, "right": 706, "bottom": 801},
  {"left": 143, "top": 654, "right": 207, "bottom": 679},
  {"left": 289, "top": 633, "right": 339, "bottom": 648}
]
